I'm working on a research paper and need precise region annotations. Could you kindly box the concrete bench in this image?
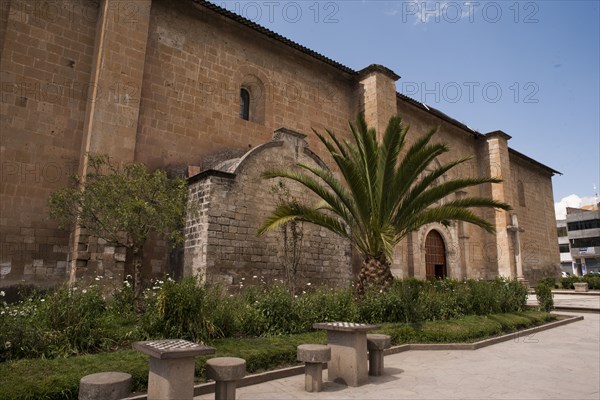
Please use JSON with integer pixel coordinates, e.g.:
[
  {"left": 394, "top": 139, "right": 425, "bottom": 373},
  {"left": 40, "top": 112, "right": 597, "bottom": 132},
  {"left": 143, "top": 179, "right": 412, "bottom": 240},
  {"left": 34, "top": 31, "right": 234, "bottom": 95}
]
[
  {"left": 574, "top": 282, "right": 589, "bottom": 292},
  {"left": 366, "top": 334, "right": 391, "bottom": 376},
  {"left": 78, "top": 371, "right": 131, "bottom": 400},
  {"left": 206, "top": 357, "right": 246, "bottom": 400},
  {"left": 297, "top": 344, "right": 331, "bottom": 392}
]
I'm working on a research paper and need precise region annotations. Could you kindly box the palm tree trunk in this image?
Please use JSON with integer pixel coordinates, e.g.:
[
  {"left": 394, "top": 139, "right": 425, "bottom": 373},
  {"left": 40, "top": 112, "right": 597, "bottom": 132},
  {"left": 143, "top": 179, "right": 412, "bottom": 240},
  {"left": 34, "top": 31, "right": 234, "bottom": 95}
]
[{"left": 356, "top": 254, "right": 393, "bottom": 295}]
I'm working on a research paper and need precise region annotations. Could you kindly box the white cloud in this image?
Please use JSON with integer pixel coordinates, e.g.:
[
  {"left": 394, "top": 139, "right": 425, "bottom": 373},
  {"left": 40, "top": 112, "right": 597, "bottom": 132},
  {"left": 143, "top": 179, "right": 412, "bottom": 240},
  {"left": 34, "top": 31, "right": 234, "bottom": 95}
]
[{"left": 554, "top": 194, "right": 598, "bottom": 220}]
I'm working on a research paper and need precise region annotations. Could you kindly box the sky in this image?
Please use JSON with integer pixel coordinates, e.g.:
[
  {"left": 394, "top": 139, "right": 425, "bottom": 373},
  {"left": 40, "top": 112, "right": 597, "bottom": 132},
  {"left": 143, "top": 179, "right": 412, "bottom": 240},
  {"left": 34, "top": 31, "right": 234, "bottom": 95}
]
[{"left": 211, "top": 0, "right": 600, "bottom": 209}]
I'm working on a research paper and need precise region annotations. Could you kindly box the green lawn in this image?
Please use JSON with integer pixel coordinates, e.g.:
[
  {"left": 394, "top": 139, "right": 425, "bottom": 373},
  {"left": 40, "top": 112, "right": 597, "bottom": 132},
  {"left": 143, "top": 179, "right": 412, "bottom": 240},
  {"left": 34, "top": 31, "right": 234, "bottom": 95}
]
[{"left": 0, "top": 311, "right": 554, "bottom": 400}]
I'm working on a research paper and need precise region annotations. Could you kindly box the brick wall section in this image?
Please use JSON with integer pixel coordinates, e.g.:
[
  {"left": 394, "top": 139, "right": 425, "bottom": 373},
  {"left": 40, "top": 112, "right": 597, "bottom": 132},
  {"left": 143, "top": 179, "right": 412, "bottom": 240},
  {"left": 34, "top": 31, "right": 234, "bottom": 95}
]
[
  {"left": 358, "top": 67, "right": 399, "bottom": 138},
  {"left": 80, "top": 0, "right": 152, "bottom": 162},
  {"left": 482, "top": 131, "right": 514, "bottom": 277},
  {"left": 509, "top": 154, "right": 561, "bottom": 283},
  {"left": 133, "top": 0, "right": 356, "bottom": 171},
  {"left": 394, "top": 97, "right": 501, "bottom": 280},
  {"left": 0, "top": 0, "right": 98, "bottom": 286},
  {"left": 185, "top": 130, "right": 352, "bottom": 288}
]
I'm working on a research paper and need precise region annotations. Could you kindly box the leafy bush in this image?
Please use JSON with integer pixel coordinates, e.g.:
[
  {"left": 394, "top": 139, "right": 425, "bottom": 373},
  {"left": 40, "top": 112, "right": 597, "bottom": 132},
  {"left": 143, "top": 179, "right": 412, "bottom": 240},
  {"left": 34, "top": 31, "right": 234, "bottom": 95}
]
[
  {"left": 0, "top": 285, "right": 129, "bottom": 361},
  {"left": 560, "top": 274, "right": 600, "bottom": 290},
  {"left": 538, "top": 275, "right": 557, "bottom": 289},
  {"left": 0, "top": 276, "right": 531, "bottom": 361},
  {"left": 582, "top": 274, "right": 600, "bottom": 290},
  {"left": 140, "top": 277, "right": 216, "bottom": 342},
  {"left": 535, "top": 283, "right": 554, "bottom": 312}
]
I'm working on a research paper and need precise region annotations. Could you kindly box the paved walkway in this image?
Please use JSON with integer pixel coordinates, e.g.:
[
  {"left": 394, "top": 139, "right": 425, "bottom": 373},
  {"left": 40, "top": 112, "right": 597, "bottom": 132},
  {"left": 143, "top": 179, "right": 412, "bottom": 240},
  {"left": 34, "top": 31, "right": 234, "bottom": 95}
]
[
  {"left": 527, "top": 293, "right": 600, "bottom": 311},
  {"left": 196, "top": 312, "right": 599, "bottom": 400}
]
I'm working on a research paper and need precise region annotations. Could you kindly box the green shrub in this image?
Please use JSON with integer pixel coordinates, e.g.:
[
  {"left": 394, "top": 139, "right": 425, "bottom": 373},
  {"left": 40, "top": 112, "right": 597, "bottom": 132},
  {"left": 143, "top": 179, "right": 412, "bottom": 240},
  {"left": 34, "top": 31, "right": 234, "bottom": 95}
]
[
  {"left": 538, "top": 275, "right": 557, "bottom": 289},
  {"left": 0, "top": 285, "right": 135, "bottom": 361},
  {"left": 294, "top": 286, "right": 357, "bottom": 331},
  {"left": 535, "top": 283, "right": 553, "bottom": 312},
  {"left": 140, "top": 277, "right": 216, "bottom": 342},
  {"left": 253, "top": 283, "right": 300, "bottom": 335},
  {"left": 560, "top": 275, "right": 575, "bottom": 289},
  {"left": 0, "top": 275, "right": 535, "bottom": 362},
  {"left": 582, "top": 274, "right": 600, "bottom": 290},
  {"left": 560, "top": 274, "right": 600, "bottom": 290}
]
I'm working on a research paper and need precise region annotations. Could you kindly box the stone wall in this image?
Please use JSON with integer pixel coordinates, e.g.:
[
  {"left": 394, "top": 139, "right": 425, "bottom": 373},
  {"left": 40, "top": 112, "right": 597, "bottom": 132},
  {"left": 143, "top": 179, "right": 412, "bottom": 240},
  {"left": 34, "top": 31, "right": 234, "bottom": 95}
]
[
  {"left": 508, "top": 153, "right": 561, "bottom": 283},
  {"left": 133, "top": 0, "right": 357, "bottom": 171},
  {"left": 1, "top": 0, "right": 98, "bottom": 286},
  {"left": 184, "top": 129, "right": 353, "bottom": 288}
]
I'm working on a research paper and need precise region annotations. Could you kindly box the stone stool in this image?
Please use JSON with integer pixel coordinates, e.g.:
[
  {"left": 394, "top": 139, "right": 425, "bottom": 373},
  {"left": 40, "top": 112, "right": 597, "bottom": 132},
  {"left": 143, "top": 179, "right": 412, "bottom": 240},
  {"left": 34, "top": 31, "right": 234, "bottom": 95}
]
[
  {"left": 206, "top": 357, "right": 246, "bottom": 400},
  {"left": 78, "top": 371, "right": 132, "bottom": 400},
  {"left": 297, "top": 344, "right": 331, "bottom": 392},
  {"left": 366, "top": 334, "right": 391, "bottom": 376}
]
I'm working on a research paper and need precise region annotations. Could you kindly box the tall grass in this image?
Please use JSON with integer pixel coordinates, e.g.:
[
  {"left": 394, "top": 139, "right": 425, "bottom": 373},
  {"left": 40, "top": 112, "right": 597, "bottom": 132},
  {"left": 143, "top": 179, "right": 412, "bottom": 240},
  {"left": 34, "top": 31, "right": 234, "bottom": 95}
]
[{"left": 0, "top": 276, "right": 528, "bottom": 361}]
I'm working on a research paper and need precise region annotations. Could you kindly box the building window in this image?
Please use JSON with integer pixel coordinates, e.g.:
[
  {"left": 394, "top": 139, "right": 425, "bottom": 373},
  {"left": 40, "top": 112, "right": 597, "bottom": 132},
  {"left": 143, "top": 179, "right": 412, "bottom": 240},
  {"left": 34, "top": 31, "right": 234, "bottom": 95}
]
[
  {"left": 570, "top": 237, "right": 600, "bottom": 248},
  {"left": 557, "top": 227, "right": 568, "bottom": 237},
  {"left": 559, "top": 244, "right": 570, "bottom": 253},
  {"left": 240, "top": 88, "right": 250, "bottom": 120},
  {"left": 567, "top": 219, "right": 600, "bottom": 231}
]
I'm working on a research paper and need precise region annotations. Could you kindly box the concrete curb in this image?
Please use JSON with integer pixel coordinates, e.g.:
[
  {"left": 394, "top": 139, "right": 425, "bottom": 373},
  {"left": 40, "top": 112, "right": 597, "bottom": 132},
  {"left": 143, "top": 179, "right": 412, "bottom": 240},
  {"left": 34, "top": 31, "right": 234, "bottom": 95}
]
[
  {"left": 125, "top": 314, "right": 584, "bottom": 400},
  {"left": 553, "top": 306, "right": 600, "bottom": 314},
  {"left": 551, "top": 290, "right": 600, "bottom": 296}
]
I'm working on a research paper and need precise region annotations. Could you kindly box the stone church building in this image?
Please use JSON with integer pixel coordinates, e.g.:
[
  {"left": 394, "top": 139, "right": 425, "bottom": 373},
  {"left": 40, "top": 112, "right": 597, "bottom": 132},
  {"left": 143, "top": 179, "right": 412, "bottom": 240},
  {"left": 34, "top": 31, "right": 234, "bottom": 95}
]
[{"left": 0, "top": 0, "right": 560, "bottom": 288}]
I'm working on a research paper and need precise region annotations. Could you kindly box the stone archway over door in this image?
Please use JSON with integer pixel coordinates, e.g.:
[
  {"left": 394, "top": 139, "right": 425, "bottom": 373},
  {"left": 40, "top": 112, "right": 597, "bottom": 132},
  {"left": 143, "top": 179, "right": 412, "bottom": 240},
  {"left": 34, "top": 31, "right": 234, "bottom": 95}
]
[{"left": 425, "top": 230, "right": 447, "bottom": 280}]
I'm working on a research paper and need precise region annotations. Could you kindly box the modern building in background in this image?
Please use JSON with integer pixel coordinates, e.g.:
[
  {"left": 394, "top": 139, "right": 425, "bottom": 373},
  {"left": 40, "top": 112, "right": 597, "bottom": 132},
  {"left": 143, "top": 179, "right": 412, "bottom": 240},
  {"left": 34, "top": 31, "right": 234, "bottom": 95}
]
[{"left": 557, "top": 204, "right": 600, "bottom": 275}]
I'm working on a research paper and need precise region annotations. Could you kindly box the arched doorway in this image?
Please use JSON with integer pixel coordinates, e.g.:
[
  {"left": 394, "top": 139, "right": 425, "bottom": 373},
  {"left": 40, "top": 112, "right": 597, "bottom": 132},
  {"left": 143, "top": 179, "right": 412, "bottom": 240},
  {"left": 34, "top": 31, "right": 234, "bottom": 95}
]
[{"left": 425, "top": 230, "right": 447, "bottom": 280}]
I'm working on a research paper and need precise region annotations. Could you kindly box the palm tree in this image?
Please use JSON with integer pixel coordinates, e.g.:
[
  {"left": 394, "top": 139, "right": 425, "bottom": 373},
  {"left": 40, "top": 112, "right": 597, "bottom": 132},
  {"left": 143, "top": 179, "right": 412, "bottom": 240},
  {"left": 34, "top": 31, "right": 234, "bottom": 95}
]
[{"left": 257, "top": 114, "right": 511, "bottom": 294}]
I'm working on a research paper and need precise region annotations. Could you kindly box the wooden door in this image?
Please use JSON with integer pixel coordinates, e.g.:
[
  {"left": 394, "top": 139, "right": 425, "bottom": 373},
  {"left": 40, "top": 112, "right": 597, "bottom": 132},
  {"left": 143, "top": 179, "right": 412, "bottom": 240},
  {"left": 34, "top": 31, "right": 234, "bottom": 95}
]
[{"left": 425, "top": 230, "right": 447, "bottom": 280}]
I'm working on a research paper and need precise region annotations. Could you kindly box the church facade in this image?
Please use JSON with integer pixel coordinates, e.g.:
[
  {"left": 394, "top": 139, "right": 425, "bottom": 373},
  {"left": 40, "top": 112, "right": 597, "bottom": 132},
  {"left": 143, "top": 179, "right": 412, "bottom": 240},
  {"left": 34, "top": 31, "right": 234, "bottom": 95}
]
[{"left": 0, "top": 0, "right": 560, "bottom": 288}]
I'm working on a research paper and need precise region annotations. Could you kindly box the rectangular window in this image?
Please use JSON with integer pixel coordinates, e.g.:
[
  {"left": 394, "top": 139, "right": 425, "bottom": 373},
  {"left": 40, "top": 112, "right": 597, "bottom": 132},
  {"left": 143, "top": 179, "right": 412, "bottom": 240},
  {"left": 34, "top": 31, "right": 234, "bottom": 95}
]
[
  {"left": 557, "top": 227, "right": 567, "bottom": 237},
  {"left": 567, "top": 219, "right": 600, "bottom": 231},
  {"left": 559, "top": 244, "right": 570, "bottom": 253},
  {"left": 570, "top": 237, "right": 600, "bottom": 248}
]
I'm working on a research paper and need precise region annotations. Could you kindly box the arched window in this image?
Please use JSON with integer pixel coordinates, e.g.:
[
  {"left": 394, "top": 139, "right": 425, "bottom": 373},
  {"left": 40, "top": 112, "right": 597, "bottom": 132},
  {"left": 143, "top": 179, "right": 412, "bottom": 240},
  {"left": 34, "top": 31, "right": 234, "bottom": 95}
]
[{"left": 240, "top": 88, "right": 250, "bottom": 120}]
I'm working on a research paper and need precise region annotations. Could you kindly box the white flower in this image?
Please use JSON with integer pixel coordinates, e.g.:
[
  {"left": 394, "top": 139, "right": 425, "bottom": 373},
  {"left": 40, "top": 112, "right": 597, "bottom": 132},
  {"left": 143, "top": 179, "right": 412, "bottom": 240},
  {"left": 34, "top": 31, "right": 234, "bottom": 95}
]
[
  {"left": 152, "top": 286, "right": 159, "bottom": 290},
  {"left": 95, "top": 277, "right": 100, "bottom": 281},
  {"left": 253, "top": 275, "right": 257, "bottom": 279},
  {"left": 0, "top": 291, "right": 5, "bottom": 297},
  {"left": 306, "top": 282, "right": 311, "bottom": 286},
  {"left": 241, "top": 278, "right": 245, "bottom": 281},
  {"left": 5, "top": 341, "right": 11, "bottom": 348},
  {"left": 40, "top": 299, "right": 45, "bottom": 302},
  {"left": 82, "top": 289, "right": 87, "bottom": 294}
]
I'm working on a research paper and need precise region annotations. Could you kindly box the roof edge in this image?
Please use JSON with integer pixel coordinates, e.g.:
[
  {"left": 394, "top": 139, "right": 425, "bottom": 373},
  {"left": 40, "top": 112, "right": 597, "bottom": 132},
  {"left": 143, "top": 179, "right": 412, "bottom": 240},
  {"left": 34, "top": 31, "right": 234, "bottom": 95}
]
[
  {"left": 193, "top": 0, "right": 357, "bottom": 76},
  {"left": 508, "top": 148, "right": 561, "bottom": 176}
]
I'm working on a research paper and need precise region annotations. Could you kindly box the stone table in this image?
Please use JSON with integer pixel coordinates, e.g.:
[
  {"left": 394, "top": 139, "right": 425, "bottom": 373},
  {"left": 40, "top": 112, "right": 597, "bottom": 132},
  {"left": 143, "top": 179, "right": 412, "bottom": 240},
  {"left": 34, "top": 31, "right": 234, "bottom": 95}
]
[
  {"left": 133, "top": 339, "right": 215, "bottom": 400},
  {"left": 312, "top": 322, "right": 379, "bottom": 387}
]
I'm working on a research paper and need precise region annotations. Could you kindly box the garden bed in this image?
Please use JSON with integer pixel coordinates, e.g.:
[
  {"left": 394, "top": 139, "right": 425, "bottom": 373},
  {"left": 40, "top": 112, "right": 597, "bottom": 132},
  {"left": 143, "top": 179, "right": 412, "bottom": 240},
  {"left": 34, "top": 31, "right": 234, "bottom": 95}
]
[{"left": 0, "top": 311, "right": 555, "bottom": 400}]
